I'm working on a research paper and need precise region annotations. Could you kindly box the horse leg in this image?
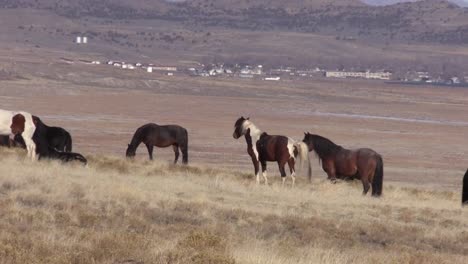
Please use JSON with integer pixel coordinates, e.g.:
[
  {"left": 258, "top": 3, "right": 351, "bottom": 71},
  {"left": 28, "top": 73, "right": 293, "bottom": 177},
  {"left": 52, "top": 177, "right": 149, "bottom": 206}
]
[
  {"left": 145, "top": 144, "right": 154, "bottom": 160},
  {"left": 361, "top": 177, "right": 370, "bottom": 195},
  {"left": 287, "top": 158, "right": 296, "bottom": 187},
  {"left": 261, "top": 160, "right": 268, "bottom": 185},
  {"left": 326, "top": 169, "right": 337, "bottom": 184},
  {"left": 278, "top": 160, "right": 287, "bottom": 186},
  {"left": 22, "top": 136, "right": 36, "bottom": 161},
  {"left": 172, "top": 144, "right": 180, "bottom": 164},
  {"left": 250, "top": 155, "right": 260, "bottom": 184}
]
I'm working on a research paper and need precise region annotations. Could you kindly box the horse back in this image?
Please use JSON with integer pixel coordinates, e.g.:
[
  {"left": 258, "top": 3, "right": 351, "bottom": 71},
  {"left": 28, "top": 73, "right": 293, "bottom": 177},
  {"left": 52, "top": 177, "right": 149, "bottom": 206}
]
[
  {"left": 257, "top": 134, "right": 289, "bottom": 161},
  {"left": 138, "top": 123, "right": 187, "bottom": 147}
]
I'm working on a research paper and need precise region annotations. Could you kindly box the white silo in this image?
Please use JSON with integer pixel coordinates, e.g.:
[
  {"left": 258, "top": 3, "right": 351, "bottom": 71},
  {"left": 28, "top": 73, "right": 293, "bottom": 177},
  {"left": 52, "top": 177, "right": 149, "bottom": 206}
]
[
  {"left": 83, "top": 36, "right": 88, "bottom": 44},
  {"left": 76, "top": 36, "right": 82, "bottom": 44}
]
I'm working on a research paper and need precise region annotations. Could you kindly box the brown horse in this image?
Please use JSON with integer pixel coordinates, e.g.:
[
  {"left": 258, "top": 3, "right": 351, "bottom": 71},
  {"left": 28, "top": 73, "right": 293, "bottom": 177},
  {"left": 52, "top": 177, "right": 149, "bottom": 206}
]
[
  {"left": 233, "top": 117, "right": 311, "bottom": 186},
  {"left": 126, "top": 123, "right": 188, "bottom": 164},
  {"left": 302, "top": 133, "right": 383, "bottom": 196}
]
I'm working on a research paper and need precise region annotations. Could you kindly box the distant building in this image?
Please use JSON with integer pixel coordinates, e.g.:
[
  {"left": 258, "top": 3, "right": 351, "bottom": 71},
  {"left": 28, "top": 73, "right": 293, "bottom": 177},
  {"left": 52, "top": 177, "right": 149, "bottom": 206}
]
[
  {"left": 325, "top": 71, "right": 391, "bottom": 80},
  {"left": 153, "top": 66, "right": 177, "bottom": 71},
  {"left": 264, "top": 77, "right": 280, "bottom": 81},
  {"left": 147, "top": 67, "right": 153, "bottom": 73},
  {"left": 75, "top": 36, "right": 88, "bottom": 44}
]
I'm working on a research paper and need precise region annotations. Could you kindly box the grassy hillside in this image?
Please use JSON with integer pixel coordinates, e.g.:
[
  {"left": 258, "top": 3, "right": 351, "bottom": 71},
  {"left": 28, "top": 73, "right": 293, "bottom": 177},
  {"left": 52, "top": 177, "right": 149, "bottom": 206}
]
[{"left": 0, "top": 147, "right": 466, "bottom": 263}]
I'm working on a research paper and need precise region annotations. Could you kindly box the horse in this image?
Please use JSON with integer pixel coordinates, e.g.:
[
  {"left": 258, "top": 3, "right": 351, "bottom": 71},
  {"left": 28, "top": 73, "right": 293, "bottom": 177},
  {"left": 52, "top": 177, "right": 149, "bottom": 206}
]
[
  {"left": 30, "top": 116, "right": 86, "bottom": 165},
  {"left": 302, "top": 132, "right": 383, "bottom": 196},
  {"left": 0, "top": 134, "right": 26, "bottom": 149},
  {"left": 126, "top": 123, "right": 188, "bottom": 164},
  {"left": 0, "top": 109, "right": 37, "bottom": 160},
  {"left": 463, "top": 169, "right": 468, "bottom": 206},
  {"left": 233, "top": 117, "right": 311, "bottom": 186},
  {"left": 45, "top": 146, "right": 87, "bottom": 166},
  {"left": 32, "top": 116, "right": 72, "bottom": 152}
]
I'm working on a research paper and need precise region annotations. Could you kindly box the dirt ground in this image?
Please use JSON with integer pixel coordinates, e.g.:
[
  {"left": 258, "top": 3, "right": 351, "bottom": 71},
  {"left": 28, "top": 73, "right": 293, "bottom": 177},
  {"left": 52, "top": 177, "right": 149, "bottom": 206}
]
[{"left": 1, "top": 52, "right": 467, "bottom": 191}]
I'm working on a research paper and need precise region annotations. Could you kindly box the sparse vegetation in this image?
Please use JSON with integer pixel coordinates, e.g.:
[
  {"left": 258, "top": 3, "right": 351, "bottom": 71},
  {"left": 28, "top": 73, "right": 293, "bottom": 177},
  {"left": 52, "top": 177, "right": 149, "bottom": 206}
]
[{"left": 0, "top": 147, "right": 466, "bottom": 263}]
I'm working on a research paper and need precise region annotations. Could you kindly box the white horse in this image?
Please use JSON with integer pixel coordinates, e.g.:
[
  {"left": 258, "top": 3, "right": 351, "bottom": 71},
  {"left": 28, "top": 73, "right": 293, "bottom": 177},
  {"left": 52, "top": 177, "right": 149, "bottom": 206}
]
[{"left": 0, "top": 109, "right": 37, "bottom": 160}]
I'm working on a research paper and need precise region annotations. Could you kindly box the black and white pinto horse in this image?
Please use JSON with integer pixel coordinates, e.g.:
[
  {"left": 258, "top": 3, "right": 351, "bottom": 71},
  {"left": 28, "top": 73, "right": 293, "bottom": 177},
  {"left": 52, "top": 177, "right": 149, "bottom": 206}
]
[
  {"left": 0, "top": 109, "right": 37, "bottom": 160},
  {"left": 233, "top": 117, "right": 311, "bottom": 186}
]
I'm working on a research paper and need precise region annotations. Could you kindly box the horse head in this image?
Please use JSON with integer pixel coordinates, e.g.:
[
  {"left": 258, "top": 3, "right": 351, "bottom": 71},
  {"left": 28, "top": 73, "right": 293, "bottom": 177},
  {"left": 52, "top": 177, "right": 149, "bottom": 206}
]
[
  {"left": 233, "top": 116, "right": 249, "bottom": 139},
  {"left": 126, "top": 143, "right": 136, "bottom": 158}
]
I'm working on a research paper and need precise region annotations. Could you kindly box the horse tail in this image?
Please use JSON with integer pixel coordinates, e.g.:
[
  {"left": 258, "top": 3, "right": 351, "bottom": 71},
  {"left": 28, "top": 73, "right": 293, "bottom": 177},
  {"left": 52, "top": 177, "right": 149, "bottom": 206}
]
[
  {"left": 294, "top": 141, "right": 312, "bottom": 181},
  {"left": 372, "top": 155, "right": 384, "bottom": 197},
  {"left": 65, "top": 131, "right": 73, "bottom": 152},
  {"left": 180, "top": 128, "right": 189, "bottom": 164}
]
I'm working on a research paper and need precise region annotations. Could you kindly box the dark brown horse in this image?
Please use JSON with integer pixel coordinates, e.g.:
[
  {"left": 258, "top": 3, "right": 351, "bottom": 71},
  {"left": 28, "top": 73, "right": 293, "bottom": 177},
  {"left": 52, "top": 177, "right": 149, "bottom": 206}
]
[
  {"left": 126, "top": 123, "right": 188, "bottom": 164},
  {"left": 233, "top": 117, "right": 311, "bottom": 186},
  {"left": 302, "top": 133, "right": 383, "bottom": 196}
]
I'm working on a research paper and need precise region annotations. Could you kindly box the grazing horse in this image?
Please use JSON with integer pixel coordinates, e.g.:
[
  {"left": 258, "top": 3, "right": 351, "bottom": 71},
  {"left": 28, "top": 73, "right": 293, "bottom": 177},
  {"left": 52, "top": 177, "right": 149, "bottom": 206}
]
[
  {"left": 32, "top": 116, "right": 72, "bottom": 152},
  {"left": 302, "top": 133, "right": 383, "bottom": 196},
  {"left": 463, "top": 169, "right": 468, "bottom": 206},
  {"left": 233, "top": 117, "right": 311, "bottom": 185},
  {"left": 0, "top": 109, "right": 36, "bottom": 160},
  {"left": 126, "top": 123, "right": 188, "bottom": 164}
]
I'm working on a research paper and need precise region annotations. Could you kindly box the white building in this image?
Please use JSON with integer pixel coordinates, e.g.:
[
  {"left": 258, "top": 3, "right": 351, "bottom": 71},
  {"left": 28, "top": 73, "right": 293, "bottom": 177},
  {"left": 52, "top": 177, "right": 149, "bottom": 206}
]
[
  {"left": 76, "top": 36, "right": 82, "bottom": 44},
  {"left": 147, "top": 67, "right": 153, "bottom": 73},
  {"left": 325, "top": 71, "right": 391, "bottom": 80}
]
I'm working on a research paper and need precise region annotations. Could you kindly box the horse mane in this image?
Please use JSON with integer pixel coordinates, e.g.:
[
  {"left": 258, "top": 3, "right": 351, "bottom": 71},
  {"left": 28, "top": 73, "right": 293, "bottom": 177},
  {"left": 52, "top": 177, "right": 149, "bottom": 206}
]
[{"left": 309, "top": 134, "right": 342, "bottom": 160}]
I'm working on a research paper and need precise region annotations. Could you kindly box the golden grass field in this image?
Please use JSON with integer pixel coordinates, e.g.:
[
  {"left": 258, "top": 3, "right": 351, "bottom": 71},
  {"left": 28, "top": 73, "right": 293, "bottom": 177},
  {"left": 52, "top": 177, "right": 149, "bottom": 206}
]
[
  {"left": 0, "top": 147, "right": 466, "bottom": 264},
  {"left": 0, "top": 48, "right": 468, "bottom": 263}
]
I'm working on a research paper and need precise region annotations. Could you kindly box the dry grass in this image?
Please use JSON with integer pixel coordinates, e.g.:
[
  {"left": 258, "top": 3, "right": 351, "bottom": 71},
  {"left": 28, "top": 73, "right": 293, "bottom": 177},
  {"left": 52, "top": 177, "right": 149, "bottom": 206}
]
[{"left": 0, "top": 147, "right": 467, "bottom": 264}]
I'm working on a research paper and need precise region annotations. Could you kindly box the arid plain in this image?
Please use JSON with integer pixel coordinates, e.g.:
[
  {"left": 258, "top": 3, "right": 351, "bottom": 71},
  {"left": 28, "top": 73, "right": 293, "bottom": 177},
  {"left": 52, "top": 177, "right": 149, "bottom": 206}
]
[
  {"left": 1, "top": 48, "right": 467, "bottom": 189},
  {"left": 0, "top": 48, "right": 468, "bottom": 263}
]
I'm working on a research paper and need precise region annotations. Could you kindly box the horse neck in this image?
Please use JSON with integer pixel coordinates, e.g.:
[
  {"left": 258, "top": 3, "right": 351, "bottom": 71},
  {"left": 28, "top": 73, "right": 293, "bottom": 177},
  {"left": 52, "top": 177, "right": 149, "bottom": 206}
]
[
  {"left": 244, "top": 122, "right": 262, "bottom": 140},
  {"left": 129, "top": 134, "right": 143, "bottom": 149}
]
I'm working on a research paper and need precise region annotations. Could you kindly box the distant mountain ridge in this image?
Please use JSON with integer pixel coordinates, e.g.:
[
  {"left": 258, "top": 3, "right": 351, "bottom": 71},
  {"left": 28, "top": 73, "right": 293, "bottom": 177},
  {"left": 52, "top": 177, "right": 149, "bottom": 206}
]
[
  {"left": 363, "top": 0, "right": 468, "bottom": 7},
  {"left": 1, "top": 0, "right": 468, "bottom": 44}
]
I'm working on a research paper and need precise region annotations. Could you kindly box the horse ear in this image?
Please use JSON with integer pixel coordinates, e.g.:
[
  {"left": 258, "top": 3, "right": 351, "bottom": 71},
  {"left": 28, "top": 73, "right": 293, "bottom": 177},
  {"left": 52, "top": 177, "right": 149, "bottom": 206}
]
[{"left": 246, "top": 117, "right": 250, "bottom": 120}]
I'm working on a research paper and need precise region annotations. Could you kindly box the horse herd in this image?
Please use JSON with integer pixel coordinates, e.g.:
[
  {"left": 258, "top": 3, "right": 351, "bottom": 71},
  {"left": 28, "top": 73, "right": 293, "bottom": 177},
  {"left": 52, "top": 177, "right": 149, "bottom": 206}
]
[{"left": 0, "top": 108, "right": 387, "bottom": 197}]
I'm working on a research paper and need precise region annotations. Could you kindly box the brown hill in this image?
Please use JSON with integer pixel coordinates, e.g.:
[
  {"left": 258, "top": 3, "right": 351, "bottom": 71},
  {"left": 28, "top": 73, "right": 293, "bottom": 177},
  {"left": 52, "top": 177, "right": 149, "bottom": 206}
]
[{"left": 0, "top": 0, "right": 467, "bottom": 43}]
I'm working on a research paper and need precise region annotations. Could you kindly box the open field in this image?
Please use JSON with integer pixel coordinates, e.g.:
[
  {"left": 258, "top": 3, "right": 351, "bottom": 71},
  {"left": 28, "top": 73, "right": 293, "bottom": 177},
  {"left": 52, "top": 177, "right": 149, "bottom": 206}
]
[
  {"left": 1, "top": 48, "right": 468, "bottom": 190},
  {"left": 0, "top": 148, "right": 467, "bottom": 264},
  {"left": 1, "top": 48, "right": 468, "bottom": 263}
]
